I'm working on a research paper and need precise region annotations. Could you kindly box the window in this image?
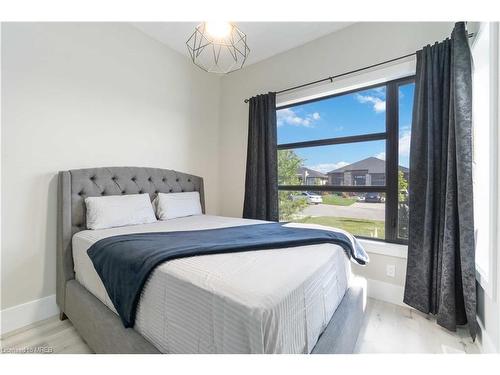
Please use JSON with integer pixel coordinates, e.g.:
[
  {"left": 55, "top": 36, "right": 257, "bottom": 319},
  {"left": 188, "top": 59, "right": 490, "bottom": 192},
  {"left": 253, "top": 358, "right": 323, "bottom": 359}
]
[
  {"left": 397, "top": 82, "right": 414, "bottom": 240},
  {"left": 277, "top": 77, "right": 414, "bottom": 243}
]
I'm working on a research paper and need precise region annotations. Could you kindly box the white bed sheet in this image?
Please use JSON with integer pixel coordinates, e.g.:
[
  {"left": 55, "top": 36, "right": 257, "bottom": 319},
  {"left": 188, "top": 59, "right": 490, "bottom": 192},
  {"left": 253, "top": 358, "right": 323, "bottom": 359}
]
[{"left": 72, "top": 215, "right": 352, "bottom": 353}]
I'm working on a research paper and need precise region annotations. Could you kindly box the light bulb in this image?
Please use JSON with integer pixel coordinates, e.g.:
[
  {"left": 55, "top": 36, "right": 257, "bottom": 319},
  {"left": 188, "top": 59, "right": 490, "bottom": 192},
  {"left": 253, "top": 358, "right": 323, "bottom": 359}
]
[{"left": 205, "top": 22, "right": 232, "bottom": 39}]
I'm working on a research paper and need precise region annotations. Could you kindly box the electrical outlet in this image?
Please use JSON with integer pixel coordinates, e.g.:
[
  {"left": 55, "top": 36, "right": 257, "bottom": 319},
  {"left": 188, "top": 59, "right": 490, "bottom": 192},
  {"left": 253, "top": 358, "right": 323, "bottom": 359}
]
[{"left": 386, "top": 264, "right": 396, "bottom": 278}]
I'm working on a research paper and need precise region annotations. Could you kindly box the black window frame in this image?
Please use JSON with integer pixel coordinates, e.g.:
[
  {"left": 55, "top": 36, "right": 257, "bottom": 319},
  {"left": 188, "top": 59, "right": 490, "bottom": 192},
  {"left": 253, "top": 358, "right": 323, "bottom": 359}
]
[{"left": 276, "top": 75, "right": 415, "bottom": 244}]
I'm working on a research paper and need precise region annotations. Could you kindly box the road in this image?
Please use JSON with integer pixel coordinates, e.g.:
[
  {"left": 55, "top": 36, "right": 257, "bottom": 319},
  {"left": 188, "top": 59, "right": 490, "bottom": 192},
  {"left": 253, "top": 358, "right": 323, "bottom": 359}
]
[{"left": 301, "top": 202, "right": 385, "bottom": 221}]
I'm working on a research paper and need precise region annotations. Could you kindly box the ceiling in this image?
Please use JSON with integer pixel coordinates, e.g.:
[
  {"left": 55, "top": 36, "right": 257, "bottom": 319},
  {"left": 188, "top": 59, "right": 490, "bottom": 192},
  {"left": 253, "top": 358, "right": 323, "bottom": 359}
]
[{"left": 132, "top": 22, "right": 353, "bottom": 68}]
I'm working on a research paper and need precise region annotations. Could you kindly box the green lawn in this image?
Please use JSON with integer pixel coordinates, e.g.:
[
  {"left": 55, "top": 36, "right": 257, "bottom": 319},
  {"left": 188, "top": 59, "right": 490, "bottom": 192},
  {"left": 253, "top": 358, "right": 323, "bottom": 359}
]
[
  {"left": 321, "top": 194, "right": 357, "bottom": 206},
  {"left": 296, "top": 216, "right": 385, "bottom": 239}
]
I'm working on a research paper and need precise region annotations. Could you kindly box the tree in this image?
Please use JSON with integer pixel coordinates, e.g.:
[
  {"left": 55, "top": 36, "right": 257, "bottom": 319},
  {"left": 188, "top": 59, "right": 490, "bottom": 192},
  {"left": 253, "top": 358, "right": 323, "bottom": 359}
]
[
  {"left": 398, "top": 170, "right": 409, "bottom": 239},
  {"left": 398, "top": 170, "right": 409, "bottom": 202},
  {"left": 278, "top": 150, "right": 308, "bottom": 221}
]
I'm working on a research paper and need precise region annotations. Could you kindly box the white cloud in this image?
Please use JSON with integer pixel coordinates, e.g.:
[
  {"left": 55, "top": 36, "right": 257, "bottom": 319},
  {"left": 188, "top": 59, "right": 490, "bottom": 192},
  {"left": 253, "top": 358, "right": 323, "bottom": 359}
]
[
  {"left": 307, "top": 161, "right": 349, "bottom": 174},
  {"left": 277, "top": 108, "right": 321, "bottom": 128},
  {"left": 371, "top": 131, "right": 411, "bottom": 160},
  {"left": 399, "top": 130, "right": 411, "bottom": 156},
  {"left": 371, "top": 86, "right": 386, "bottom": 95},
  {"left": 355, "top": 94, "right": 386, "bottom": 113}
]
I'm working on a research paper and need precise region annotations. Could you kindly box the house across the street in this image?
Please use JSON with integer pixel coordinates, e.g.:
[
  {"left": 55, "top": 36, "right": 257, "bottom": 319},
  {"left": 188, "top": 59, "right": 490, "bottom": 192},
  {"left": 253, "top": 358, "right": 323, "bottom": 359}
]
[
  {"left": 297, "top": 167, "right": 328, "bottom": 185},
  {"left": 327, "top": 157, "right": 409, "bottom": 186}
]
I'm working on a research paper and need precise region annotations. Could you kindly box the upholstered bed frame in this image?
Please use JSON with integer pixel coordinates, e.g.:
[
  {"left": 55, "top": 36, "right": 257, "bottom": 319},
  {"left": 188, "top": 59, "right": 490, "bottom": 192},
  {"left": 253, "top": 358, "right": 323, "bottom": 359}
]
[{"left": 57, "top": 166, "right": 366, "bottom": 354}]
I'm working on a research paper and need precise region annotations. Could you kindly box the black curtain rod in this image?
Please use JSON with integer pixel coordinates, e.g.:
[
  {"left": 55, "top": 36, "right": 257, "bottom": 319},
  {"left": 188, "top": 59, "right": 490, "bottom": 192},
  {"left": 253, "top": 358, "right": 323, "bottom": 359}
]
[{"left": 243, "top": 32, "right": 475, "bottom": 104}]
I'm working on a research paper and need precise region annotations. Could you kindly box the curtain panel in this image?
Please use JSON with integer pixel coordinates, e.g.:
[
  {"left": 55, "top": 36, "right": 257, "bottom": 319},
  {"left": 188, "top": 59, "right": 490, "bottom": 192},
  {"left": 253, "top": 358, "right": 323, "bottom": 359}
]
[
  {"left": 404, "top": 22, "right": 477, "bottom": 339},
  {"left": 243, "top": 92, "right": 279, "bottom": 221}
]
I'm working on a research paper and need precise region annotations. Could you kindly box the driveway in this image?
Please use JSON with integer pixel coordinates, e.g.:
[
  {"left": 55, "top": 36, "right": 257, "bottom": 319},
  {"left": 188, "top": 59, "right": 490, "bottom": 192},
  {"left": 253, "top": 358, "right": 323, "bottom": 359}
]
[{"left": 301, "top": 202, "right": 385, "bottom": 221}]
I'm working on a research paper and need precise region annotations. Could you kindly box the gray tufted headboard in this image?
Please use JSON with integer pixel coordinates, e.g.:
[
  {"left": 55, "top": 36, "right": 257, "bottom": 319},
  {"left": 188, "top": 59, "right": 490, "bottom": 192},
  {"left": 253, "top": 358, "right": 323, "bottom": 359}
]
[{"left": 56, "top": 166, "right": 205, "bottom": 312}]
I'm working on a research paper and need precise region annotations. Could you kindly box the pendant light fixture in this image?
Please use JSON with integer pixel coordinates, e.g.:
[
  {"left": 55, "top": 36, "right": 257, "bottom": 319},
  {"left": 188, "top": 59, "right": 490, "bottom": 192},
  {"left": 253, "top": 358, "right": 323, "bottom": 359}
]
[{"left": 186, "top": 22, "right": 250, "bottom": 74}]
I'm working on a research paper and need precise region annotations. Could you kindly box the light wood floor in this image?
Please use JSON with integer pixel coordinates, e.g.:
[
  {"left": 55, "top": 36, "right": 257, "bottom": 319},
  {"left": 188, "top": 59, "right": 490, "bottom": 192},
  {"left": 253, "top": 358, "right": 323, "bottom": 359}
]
[
  {"left": 354, "top": 299, "right": 480, "bottom": 353},
  {"left": 1, "top": 298, "right": 480, "bottom": 354}
]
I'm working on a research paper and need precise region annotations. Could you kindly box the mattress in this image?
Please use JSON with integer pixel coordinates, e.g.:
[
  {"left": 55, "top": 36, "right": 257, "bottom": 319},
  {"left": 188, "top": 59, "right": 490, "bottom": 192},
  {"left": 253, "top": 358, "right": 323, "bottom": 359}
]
[{"left": 72, "top": 215, "right": 352, "bottom": 354}]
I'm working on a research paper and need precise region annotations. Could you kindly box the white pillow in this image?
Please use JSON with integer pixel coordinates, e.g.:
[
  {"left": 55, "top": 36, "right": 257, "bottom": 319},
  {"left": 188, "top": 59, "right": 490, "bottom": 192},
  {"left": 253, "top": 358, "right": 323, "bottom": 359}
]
[
  {"left": 85, "top": 193, "right": 157, "bottom": 230},
  {"left": 154, "top": 191, "right": 202, "bottom": 220}
]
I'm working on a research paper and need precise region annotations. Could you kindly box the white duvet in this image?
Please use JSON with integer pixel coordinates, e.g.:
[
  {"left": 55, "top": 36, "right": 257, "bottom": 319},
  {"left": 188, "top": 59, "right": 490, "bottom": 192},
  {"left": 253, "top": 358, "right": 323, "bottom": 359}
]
[{"left": 72, "top": 215, "right": 352, "bottom": 353}]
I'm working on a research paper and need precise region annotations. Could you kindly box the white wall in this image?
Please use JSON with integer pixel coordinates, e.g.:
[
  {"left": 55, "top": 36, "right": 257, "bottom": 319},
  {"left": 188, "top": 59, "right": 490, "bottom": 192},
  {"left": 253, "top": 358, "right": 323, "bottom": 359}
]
[
  {"left": 217, "top": 22, "right": 455, "bottom": 293},
  {"left": 1, "top": 23, "right": 221, "bottom": 315}
]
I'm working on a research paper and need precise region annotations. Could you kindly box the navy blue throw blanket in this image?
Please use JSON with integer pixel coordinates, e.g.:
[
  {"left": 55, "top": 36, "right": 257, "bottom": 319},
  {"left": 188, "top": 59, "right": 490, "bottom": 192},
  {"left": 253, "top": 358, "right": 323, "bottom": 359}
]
[{"left": 87, "top": 223, "right": 368, "bottom": 327}]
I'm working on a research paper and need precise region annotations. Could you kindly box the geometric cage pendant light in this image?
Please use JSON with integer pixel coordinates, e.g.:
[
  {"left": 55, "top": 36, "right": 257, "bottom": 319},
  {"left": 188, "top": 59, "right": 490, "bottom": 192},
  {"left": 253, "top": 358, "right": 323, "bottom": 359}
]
[{"left": 186, "top": 22, "right": 250, "bottom": 74}]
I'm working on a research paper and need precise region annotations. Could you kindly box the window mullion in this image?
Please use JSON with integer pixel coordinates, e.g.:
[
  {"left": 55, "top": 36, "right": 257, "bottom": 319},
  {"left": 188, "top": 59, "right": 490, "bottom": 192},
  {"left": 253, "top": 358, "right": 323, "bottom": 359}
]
[
  {"left": 385, "top": 82, "right": 399, "bottom": 242},
  {"left": 277, "top": 185, "right": 387, "bottom": 193},
  {"left": 277, "top": 132, "right": 387, "bottom": 150}
]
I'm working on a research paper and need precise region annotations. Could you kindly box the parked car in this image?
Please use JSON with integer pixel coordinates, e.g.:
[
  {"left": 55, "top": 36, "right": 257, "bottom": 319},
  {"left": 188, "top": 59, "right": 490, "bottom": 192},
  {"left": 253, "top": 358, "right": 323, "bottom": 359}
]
[
  {"left": 292, "top": 191, "right": 323, "bottom": 204},
  {"left": 364, "top": 192, "right": 386, "bottom": 203}
]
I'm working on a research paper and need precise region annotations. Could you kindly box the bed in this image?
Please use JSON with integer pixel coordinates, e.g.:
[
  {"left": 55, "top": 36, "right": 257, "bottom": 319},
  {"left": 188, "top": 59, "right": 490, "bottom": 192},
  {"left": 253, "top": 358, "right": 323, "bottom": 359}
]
[{"left": 57, "top": 166, "right": 367, "bottom": 354}]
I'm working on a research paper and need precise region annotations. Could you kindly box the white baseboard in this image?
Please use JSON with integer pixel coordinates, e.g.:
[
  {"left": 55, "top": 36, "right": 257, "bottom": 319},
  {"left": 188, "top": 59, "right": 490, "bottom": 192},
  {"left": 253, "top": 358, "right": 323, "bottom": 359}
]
[
  {"left": 0, "top": 294, "right": 59, "bottom": 336},
  {"left": 365, "top": 278, "right": 406, "bottom": 307}
]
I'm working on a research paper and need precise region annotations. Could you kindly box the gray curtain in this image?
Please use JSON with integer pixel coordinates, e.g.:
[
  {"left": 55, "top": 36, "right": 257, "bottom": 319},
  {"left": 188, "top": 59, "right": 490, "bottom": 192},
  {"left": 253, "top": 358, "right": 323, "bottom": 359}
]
[
  {"left": 243, "top": 92, "right": 279, "bottom": 221},
  {"left": 403, "top": 22, "right": 477, "bottom": 339}
]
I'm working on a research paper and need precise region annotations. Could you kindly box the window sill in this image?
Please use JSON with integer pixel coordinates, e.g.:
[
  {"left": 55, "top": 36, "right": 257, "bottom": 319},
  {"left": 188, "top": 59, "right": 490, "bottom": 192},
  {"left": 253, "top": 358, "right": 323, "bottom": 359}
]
[
  {"left": 475, "top": 264, "right": 495, "bottom": 298},
  {"left": 358, "top": 238, "right": 408, "bottom": 259}
]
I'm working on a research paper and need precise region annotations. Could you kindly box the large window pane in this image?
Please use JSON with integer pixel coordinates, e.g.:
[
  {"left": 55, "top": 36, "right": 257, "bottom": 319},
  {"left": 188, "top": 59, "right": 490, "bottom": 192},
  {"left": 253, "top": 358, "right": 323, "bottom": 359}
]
[
  {"left": 277, "top": 86, "right": 386, "bottom": 144},
  {"left": 279, "top": 190, "right": 385, "bottom": 239},
  {"left": 397, "top": 83, "right": 414, "bottom": 239},
  {"left": 276, "top": 78, "right": 414, "bottom": 243},
  {"left": 278, "top": 140, "right": 386, "bottom": 187}
]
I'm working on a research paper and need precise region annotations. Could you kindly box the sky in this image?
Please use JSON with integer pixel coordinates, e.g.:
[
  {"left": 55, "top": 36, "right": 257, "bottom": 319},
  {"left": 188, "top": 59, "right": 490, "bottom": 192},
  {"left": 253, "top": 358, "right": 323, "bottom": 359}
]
[{"left": 277, "top": 83, "right": 414, "bottom": 173}]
